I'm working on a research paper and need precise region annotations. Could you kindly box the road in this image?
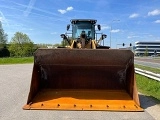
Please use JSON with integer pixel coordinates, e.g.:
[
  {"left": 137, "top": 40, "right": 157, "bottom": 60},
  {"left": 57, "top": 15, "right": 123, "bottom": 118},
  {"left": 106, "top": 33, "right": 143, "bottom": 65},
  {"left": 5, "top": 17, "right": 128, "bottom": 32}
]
[
  {"left": 135, "top": 57, "right": 160, "bottom": 69},
  {"left": 0, "top": 64, "right": 160, "bottom": 120}
]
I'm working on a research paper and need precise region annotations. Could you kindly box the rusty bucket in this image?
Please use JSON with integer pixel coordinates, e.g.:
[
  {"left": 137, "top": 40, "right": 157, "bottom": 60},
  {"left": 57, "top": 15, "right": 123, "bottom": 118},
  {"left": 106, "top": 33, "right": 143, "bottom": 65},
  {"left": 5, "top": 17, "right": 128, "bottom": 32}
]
[{"left": 23, "top": 49, "right": 143, "bottom": 111}]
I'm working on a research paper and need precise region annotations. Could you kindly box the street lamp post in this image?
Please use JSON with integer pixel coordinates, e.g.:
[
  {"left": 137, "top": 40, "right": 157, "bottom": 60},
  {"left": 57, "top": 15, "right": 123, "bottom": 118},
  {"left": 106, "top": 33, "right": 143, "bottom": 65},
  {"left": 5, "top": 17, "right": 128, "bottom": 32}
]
[{"left": 110, "top": 20, "right": 120, "bottom": 48}]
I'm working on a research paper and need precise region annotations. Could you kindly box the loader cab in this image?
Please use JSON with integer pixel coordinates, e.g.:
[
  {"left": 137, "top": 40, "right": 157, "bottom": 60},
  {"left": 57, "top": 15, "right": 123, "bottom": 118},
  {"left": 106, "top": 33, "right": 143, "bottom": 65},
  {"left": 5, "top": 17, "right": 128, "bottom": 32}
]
[
  {"left": 69, "top": 19, "right": 99, "bottom": 40},
  {"left": 62, "top": 19, "right": 109, "bottom": 49}
]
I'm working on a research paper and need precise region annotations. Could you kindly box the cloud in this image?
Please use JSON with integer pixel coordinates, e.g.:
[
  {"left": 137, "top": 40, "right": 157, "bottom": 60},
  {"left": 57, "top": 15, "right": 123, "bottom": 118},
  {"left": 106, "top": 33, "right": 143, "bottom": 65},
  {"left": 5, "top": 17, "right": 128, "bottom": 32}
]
[
  {"left": 129, "top": 13, "right": 139, "bottom": 18},
  {"left": 101, "top": 25, "right": 110, "bottom": 30},
  {"left": 111, "top": 29, "right": 120, "bottom": 33},
  {"left": 127, "top": 35, "right": 139, "bottom": 39},
  {"left": 23, "top": 0, "right": 37, "bottom": 17},
  {"left": 0, "top": 11, "right": 9, "bottom": 26},
  {"left": 0, "top": 17, "right": 3, "bottom": 21},
  {"left": 154, "top": 20, "right": 160, "bottom": 23},
  {"left": 11, "top": 1, "right": 61, "bottom": 18},
  {"left": 148, "top": 9, "right": 160, "bottom": 16},
  {"left": 58, "top": 6, "right": 73, "bottom": 14},
  {"left": 58, "top": 10, "right": 66, "bottom": 14},
  {"left": 0, "top": 11, "right": 5, "bottom": 22},
  {"left": 66, "top": 7, "right": 73, "bottom": 11},
  {"left": 29, "top": 28, "right": 33, "bottom": 31}
]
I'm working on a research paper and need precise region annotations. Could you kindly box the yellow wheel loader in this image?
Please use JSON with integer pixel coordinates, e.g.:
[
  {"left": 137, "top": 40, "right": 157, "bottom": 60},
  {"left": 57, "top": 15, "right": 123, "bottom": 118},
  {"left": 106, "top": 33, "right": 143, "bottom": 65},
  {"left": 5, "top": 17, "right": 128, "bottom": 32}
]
[{"left": 23, "top": 19, "right": 143, "bottom": 111}]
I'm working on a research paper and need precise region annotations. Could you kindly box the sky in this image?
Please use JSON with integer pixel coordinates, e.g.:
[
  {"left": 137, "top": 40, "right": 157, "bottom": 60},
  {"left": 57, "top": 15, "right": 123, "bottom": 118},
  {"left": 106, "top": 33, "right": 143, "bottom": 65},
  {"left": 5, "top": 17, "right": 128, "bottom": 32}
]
[{"left": 0, "top": 0, "right": 160, "bottom": 48}]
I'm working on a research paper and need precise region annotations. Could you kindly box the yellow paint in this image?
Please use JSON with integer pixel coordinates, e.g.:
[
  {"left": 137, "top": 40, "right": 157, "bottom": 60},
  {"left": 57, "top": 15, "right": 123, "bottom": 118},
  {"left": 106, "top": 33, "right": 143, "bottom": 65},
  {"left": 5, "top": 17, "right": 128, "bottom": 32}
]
[{"left": 23, "top": 89, "right": 143, "bottom": 111}]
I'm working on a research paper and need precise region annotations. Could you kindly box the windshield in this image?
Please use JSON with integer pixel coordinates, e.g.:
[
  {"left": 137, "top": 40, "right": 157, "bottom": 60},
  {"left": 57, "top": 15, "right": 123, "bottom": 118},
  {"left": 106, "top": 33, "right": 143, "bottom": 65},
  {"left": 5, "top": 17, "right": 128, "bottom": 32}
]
[{"left": 72, "top": 22, "right": 95, "bottom": 39}]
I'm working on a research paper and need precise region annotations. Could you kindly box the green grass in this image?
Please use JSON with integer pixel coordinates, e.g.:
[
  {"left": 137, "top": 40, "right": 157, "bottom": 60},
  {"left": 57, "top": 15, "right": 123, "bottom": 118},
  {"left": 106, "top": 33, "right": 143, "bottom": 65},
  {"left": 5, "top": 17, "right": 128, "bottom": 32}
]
[
  {"left": 135, "top": 64, "right": 160, "bottom": 74},
  {"left": 136, "top": 74, "right": 160, "bottom": 101},
  {"left": 135, "top": 64, "right": 160, "bottom": 101},
  {"left": 153, "top": 57, "right": 160, "bottom": 59},
  {"left": 0, "top": 57, "right": 34, "bottom": 64}
]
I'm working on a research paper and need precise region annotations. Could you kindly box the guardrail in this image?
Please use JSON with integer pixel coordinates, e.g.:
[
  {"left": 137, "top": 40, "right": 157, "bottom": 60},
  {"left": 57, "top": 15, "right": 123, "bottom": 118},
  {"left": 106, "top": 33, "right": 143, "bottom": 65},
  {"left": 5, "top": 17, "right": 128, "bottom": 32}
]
[{"left": 135, "top": 68, "right": 160, "bottom": 82}]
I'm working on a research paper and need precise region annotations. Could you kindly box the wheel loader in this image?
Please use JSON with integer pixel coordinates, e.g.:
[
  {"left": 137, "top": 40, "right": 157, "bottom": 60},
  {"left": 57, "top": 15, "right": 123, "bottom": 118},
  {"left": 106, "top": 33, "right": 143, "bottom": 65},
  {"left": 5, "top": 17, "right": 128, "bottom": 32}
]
[{"left": 23, "top": 19, "right": 143, "bottom": 111}]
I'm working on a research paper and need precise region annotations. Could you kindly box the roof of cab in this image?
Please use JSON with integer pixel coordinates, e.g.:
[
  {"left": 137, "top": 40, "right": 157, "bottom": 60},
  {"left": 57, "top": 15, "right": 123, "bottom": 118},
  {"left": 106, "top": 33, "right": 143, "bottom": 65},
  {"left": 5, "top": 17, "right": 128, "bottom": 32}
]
[{"left": 70, "top": 19, "right": 97, "bottom": 24}]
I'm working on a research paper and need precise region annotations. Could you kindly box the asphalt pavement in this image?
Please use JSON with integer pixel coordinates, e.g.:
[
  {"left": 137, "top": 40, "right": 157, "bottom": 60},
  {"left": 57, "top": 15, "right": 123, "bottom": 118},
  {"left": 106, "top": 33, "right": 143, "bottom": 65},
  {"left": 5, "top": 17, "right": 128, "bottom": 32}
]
[
  {"left": 134, "top": 60, "right": 160, "bottom": 69},
  {"left": 0, "top": 64, "right": 160, "bottom": 120},
  {"left": 134, "top": 57, "right": 160, "bottom": 69}
]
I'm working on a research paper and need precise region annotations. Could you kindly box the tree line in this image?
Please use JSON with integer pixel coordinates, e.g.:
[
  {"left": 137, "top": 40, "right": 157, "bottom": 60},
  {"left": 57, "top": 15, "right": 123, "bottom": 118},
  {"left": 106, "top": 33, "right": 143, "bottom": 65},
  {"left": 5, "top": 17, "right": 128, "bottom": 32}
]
[{"left": 0, "top": 21, "right": 62, "bottom": 57}]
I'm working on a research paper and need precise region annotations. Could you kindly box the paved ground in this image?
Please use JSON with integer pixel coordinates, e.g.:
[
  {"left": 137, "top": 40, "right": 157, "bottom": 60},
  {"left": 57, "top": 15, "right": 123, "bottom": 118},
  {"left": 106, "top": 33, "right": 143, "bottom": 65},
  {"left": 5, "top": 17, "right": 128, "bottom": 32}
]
[
  {"left": 134, "top": 60, "right": 160, "bottom": 69},
  {"left": 135, "top": 57, "right": 160, "bottom": 64},
  {"left": 135, "top": 57, "right": 160, "bottom": 69},
  {"left": 0, "top": 64, "right": 160, "bottom": 120}
]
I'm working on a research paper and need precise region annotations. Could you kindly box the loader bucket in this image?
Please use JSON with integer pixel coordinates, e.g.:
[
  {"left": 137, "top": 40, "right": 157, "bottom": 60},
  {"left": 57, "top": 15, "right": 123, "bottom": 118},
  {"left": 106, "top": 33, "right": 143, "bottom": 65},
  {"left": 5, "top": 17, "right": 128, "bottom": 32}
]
[{"left": 23, "top": 49, "right": 143, "bottom": 111}]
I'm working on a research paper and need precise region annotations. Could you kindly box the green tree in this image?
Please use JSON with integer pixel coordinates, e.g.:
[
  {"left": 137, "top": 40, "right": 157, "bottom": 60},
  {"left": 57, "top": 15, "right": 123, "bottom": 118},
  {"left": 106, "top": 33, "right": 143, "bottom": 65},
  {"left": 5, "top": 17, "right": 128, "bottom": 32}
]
[
  {"left": 0, "top": 21, "right": 8, "bottom": 47},
  {"left": 144, "top": 46, "right": 148, "bottom": 56},
  {"left": 61, "top": 39, "right": 70, "bottom": 47},
  {"left": 9, "top": 32, "right": 34, "bottom": 57},
  {"left": 53, "top": 43, "right": 61, "bottom": 48},
  {"left": 36, "top": 43, "right": 53, "bottom": 48}
]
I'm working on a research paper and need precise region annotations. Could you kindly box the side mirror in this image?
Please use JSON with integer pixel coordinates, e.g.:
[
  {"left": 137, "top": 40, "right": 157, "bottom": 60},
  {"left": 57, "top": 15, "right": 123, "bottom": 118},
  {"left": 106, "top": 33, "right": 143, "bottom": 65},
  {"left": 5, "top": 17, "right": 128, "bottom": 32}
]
[
  {"left": 67, "top": 24, "right": 70, "bottom": 31},
  {"left": 97, "top": 24, "right": 101, "bottom": 31},
  {"left": 102, "top": 34, "right": 107, "bottom": 40},
  {"left": 60, "top": 34, "right": 67, "bottom": 39}
]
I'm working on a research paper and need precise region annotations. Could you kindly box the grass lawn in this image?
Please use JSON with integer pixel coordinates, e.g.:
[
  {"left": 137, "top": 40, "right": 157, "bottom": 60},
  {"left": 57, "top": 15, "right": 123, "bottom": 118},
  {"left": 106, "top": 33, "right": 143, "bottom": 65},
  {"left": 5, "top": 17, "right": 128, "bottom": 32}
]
[
  {"left": 0, "top": 57, "right": 34, "bottom": 64},
  {"left": 135, "top": 64, "right": 160, "bottom": 101},
  {"left": 136, "top": 74, "right": 160, "bottom": 101},
  {"left": 135, "top": 64, "right": 160, "bottom": 74}
]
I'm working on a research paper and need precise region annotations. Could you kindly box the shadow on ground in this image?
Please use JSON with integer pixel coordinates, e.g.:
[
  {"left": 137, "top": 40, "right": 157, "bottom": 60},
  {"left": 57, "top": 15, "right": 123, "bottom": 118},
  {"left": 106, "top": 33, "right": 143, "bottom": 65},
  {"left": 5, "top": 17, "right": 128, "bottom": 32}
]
[{"left": 139, "top": 94, "right": 160, "bottom": 109}]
